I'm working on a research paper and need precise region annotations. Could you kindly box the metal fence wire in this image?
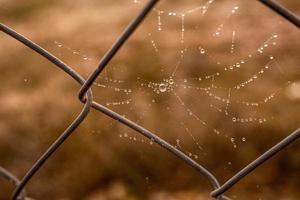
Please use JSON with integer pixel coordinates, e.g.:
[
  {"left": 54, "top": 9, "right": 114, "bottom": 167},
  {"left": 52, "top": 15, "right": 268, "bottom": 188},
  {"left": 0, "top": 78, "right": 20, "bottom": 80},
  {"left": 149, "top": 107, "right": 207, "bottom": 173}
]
[{"left": 0, "top": 0, "right": 299, "bottom": 199}]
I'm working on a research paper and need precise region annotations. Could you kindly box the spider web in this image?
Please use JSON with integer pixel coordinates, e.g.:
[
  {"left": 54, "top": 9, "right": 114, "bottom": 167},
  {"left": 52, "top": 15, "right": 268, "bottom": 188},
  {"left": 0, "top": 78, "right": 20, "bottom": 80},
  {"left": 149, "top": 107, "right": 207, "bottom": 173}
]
[
  {"left": 51, "top": 0, "right": 299, "bottom": 153},
  {"left": 0, "top": 0, "right": 299, "bottom": 199},
  {"left": 52, "top": 0, "right": 299, "bottom": 179}
]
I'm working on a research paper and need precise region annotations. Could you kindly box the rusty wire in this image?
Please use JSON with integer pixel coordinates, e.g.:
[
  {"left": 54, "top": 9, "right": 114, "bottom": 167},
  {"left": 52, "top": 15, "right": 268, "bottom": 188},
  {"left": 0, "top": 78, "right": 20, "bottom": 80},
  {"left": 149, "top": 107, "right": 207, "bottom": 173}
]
[{"left": 0, "top": 0, "right": 299, "bottom": 199}]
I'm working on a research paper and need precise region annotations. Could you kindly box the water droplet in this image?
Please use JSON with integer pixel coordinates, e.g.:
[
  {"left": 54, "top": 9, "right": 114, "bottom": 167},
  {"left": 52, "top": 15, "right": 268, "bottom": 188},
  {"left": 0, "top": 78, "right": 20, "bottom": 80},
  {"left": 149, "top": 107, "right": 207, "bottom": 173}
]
[
  {"left": 242, "top": 137, "right": 246, "bottom": 142},
  {"left": 159, "top": 83, "right": 167, "bottom": 92},
  {"left": 199, "top": 47, "right": 206, "bottom": 54}
]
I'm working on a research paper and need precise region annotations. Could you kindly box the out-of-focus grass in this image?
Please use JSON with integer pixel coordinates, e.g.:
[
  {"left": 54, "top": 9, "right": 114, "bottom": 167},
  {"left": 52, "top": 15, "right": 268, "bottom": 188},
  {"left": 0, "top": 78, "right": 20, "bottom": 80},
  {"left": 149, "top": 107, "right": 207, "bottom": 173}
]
[{"left": 0, "top": 0, "right": 299, "bottom": 199}]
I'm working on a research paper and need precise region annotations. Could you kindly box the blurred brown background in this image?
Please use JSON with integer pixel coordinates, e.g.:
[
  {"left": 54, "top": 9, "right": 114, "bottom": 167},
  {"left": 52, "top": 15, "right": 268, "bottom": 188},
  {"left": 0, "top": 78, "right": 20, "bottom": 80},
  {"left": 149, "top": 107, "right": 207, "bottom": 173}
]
[{"left": 0, "top": 0, "right": 299, "bottom": 199}]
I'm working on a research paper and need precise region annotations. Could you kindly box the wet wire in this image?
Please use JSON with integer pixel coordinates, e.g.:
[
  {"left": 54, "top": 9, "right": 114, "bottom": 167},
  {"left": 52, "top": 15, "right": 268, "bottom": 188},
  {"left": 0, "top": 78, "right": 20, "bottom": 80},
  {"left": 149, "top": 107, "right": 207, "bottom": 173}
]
[{"left": 0, "top": 0, "right": 299, "bottom": 199}]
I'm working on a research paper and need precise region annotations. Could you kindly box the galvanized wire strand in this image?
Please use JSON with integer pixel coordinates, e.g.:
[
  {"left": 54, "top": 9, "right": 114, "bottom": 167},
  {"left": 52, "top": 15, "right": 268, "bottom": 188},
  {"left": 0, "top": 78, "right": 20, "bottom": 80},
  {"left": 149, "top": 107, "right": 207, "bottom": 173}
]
[
  {"left": 0, "top": 22, "right": 230, "bottom": 200},
  {"left": 259, "top": 0, "right": 300, "bottom": 28},
  {"left": 0, "top": 166, "right": 26, "bottom": 200},
  {"left": 11, "top": 97, "right": 92, "bottom": 200},
  {"left": 0, "top": 23, "right": 94, "bottom": 200},
  {"left": 211, "top": 128, "right": 300, "bottom": 198},
  {"left": 91, "top": 102, "right": 231, "bottom": 200},
  {"left": 92, "top": 102, "right": 220, "bottom": 186},
  {"left": 78, "top": 0, "right": 159, "bottom": 100},
  {"left": 0, "top": 24, "right": 86, "bottom": 85},
  {"left": 0, "top": 166, "right": 21, "bottom": 189}
]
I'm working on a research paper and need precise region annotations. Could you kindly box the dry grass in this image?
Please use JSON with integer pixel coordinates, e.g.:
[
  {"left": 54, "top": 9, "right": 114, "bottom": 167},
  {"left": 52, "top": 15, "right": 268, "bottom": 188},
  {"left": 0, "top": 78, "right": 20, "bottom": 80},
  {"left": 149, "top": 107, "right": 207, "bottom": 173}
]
[{"left": 0, "top": 0, "right": 299, "bottom": 199}]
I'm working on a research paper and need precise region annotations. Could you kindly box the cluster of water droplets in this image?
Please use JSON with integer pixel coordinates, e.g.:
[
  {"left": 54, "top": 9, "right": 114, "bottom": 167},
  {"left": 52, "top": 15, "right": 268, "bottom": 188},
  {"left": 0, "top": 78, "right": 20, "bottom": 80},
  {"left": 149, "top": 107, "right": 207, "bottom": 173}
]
[
  {"left": 137, "top": 77, "right": 176, "bottom": 94},
  {"left": 50, "top": 1, "right": 289, "bottom": 153}
]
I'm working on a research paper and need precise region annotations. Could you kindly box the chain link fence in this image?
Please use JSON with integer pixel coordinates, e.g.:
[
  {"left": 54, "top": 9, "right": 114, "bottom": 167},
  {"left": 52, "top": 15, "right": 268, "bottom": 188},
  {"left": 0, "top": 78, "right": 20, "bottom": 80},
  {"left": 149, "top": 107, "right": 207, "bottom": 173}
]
[{"left": 0, "top": 0, "right": 299, "bottom": 199}]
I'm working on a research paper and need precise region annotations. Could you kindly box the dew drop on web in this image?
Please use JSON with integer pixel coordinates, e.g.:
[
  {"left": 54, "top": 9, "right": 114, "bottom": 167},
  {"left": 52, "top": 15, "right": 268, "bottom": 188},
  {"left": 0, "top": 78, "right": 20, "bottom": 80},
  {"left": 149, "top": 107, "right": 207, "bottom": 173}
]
[{"left": 159, "top": 83, "right": 167, "bottom": 92}]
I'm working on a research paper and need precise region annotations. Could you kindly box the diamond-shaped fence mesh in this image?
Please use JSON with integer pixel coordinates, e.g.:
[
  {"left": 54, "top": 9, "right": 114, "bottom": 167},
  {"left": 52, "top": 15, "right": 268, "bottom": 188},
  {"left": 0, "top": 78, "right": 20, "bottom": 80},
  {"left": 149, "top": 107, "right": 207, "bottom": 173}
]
[{"left": 0, "top": 0, "right": 299, "bottom": 199}]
